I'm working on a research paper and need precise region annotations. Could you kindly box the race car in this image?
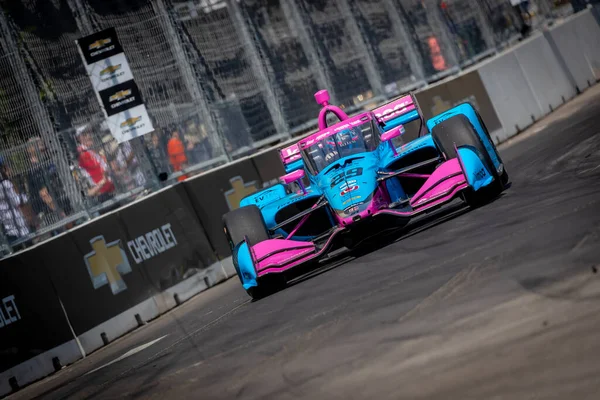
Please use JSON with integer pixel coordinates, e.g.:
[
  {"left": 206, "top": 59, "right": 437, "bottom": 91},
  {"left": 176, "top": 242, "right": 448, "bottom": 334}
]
[{"left": 223, "top": 89, "right": 509, "bottom": 299}]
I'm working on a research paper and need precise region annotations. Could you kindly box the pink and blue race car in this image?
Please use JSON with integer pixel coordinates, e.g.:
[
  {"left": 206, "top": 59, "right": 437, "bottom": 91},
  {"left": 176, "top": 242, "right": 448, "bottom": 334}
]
[{"left": 223, "top": 89, "right": 510, "bottom": 299}]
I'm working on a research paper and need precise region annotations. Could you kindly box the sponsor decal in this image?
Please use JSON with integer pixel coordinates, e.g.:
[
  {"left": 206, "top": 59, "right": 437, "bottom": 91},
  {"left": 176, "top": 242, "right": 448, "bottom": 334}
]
[
  {"left": 89, "top": 38, "right": 112, "bottom": 51},
  {"left": 78, "top": 28, "right": 124, "bottom": 65},
  {"left": 106, "top": 104, "right": 153, "bottom": 142},
  {"left": 475, "top": 167, "right": 487, "bottom": 180},
  {"left": 78, "top": 28, "right": 154, "bottom": 143},
  {"left": 84, "top": 236, "right": 133, "bottom": 295},
  {"left": 87, "top": 54, "right": 135, "bottom": 90},
  {"left": 120, "top": 116, "right": 142, "bottom": 128},
  {"left": 99, "top": 80, "right": 144, "bottom": 117},
  {"left": 340, "top": 184, "right": 359, "bottom": 196},
  {"left": 342, "top": 195, "right": 362, "bottom": 205},
  {"left": 127, "top": 223, "right": 178, "bottom": 264},
  {"left": 100, "top": 64, "right": 121, "bottom": 76},
  {"left": 280, "top": 144, "right": 302, "bottom": 164},
  {"left": 110, "top": 89, "right": 131, "bottom": 103},
  {"left": 0, "top": 295, "right": 21, "bottom": 329},
  {"left": 374, "top": 96, "right": 414, "bottom": 122}
]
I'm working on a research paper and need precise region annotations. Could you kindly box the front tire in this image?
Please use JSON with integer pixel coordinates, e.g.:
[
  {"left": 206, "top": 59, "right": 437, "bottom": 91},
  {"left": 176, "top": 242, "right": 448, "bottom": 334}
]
[
  {"left": 223, "top": 205, "right": 269, "bottom": 251},
  {"left": 431, "top": 114, "right": 508, "bottom": 206},
  {"left": 223, "top": 206, "right": 286, "bottom": 299}
]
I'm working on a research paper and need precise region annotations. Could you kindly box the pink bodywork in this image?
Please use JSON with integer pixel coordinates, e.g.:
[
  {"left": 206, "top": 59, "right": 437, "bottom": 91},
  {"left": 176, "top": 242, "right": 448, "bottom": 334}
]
[
  {"left": 280, "top": 169, "right": 305, "bottom": 185},
  {"left": 251, "top": 158, "right": 469, "bottom": 277},
  {"left": 298, "top": 113, "right": 374, "bottom": 150},
  {"left": 279, "top": 143, "right": 301, "bottom": 166},
  {"left": 250, "top": 91, "right": 467, "bottom": 277},
  {"left": 253, "top": 230, "right": 344, "bottom": 277},
  {"left": 410, "top": 159, "right": 466, "bottom": 207},
  {"left": 372, "top": 95, "right": 416, "bottom": 123}
]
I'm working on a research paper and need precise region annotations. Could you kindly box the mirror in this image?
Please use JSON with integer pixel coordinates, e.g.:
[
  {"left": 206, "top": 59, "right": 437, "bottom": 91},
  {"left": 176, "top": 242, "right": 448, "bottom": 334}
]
[
  {"left": 380, "top": 125, "right": 404, "bottom": 142},
  {"left": 381, "top": 126, "right": 404, "bottom": 156},
  {"left": 280, "top": 169, "right": 307, "bottom": 194},
  {"left": 280, "top": 169, "right": 305, "bottom": 185}
]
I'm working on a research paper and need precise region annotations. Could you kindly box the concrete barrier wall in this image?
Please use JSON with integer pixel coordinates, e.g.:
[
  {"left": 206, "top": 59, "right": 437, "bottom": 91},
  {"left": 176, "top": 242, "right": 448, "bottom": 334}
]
[
  {"left": 478, "top": 48, "right": 542, "bottom": 142},
  {"left": 512, "top": 33, "right": 577, "bottom": 116},
  {"left": 1, "top": 8, "right": 599, "bottom": 398},
  {"left": 544, "top": 10, "right": 600, "bottom": 92}
]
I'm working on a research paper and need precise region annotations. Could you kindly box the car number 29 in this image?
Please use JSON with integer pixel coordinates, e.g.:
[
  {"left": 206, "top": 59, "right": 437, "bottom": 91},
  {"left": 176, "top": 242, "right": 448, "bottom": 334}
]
[{"left": 331, "top": 168, "right": 363, "bottom": 187}]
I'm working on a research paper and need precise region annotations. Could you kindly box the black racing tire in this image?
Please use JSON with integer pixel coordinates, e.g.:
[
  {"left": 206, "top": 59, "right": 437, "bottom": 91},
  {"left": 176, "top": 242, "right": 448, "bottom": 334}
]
[
  {"left": 224, "top": 206, "right": 282, "bottom": 299},
  {"left": 246, "top": 274, "right": 287, "bottom": 301},
  {"left": 431, "top": 114, "right": 506, "bottom": 207},
  {"left": 223, "top": 205, "right": 270, "bottom": 251}
]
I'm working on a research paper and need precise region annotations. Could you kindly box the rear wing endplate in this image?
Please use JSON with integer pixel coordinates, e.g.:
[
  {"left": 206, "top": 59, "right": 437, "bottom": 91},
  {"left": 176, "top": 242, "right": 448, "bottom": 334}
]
[
  {"left": 279, "top": 143, "right": 304, "bottom": 173},
  {"left": 372, "top": 92, "right": 429, "bottom": 137}
]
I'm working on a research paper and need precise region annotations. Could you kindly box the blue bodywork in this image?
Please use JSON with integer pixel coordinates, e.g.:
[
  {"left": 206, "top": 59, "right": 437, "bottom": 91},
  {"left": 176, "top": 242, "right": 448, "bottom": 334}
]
[
  {"left": 427, "top": 103, "right": 502, "bottom": 175},
  {"left": 239, "top": 101, "right": 501, "bottom": 243},
  {"left": 235, "top": 241, "right": 257, "bottom": 291}
]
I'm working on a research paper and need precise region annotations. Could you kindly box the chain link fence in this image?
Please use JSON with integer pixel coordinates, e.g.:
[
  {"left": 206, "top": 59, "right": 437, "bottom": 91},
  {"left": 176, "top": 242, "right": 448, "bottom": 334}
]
[{"left": 0, "top": 0, "right": 577, "bottom": 255}]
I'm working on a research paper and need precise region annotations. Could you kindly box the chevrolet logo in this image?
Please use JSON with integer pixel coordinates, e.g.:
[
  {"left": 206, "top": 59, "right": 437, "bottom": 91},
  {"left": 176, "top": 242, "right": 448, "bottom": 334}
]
[
  {"left": 84, "top": 236, "right": 132, "bottom": 295},
  {"left": 224, "top": 176, "right": 259, "bottom": 211},
  {"left": 89, "top": 38, "right": 112, "bottom": 50},
  {"left": 100, "top": 64, "right": 121, "bottom": 76},
  {"left": 109, "top": 90, "right": 131, "bottom": 102},
  {"left": 121, "top": 117, "right": 142, "bottom": 128}
]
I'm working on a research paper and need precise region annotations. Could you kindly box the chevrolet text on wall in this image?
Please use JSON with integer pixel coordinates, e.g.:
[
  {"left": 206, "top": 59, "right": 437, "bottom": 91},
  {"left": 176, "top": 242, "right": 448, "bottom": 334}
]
[
  {"left": 76, "top": 27, "right": 154, "bottom": 143},
  {"left": 0, "top": 295, "right": 20, "bottom": 329},
  {"left": 84, "top": 224, "right": 178, "bottom": 295}
]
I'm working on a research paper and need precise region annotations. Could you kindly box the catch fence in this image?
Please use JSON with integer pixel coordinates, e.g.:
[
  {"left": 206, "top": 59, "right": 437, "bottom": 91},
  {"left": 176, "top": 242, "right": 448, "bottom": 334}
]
[{"left": 0, "top": 0, "right": 574, "bottom": 255}]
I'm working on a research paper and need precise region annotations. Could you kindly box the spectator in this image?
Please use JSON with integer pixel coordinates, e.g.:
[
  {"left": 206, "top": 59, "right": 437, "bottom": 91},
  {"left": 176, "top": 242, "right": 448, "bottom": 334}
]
[
  {"left": 25, "top": 137, "right": 72, "bottom": 232},
  {"left": 510, "top": 0, "right": 532, "bottom": 36},
  {"left": 149, "top": 131, "right": 170, "bottom": 180},
  {"left": 102, "top": 134, "right": 147, "bottom": 192},
  {"left": 0, "top": 156, "right": 30, "bottom": 244},
  {"left": 167, "top": 128, "right": 188, "bottom": 182},
  {"left": 76, "top": 126, "right": 115, "bottom": 203},
  {"left": 184, "top": 121, "right": 212, "bottom": 165}
]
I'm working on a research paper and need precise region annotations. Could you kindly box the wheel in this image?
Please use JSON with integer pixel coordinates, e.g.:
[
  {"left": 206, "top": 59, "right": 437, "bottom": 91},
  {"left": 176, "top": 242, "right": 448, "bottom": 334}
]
[
  {"left": 223, "top": 206, "right": 283, "bottom": 299},
  {"left": 246, "top": 274, "right": 287, "bottom": 300},
  {"left": 222, "top": 205, "right": 269, "bottom": 251},
  {"left": 431, "top": 114, "right": 507, "bottom": 206}
]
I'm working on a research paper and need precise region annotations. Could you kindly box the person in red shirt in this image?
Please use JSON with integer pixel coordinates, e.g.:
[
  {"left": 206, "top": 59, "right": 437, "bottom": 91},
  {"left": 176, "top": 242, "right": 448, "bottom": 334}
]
[{"left": 76, "top": 127, "right": 116, "bottom": 203}]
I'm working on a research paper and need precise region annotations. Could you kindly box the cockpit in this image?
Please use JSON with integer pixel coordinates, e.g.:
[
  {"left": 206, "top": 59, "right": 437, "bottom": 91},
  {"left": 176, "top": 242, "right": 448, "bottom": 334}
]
[{"left": 302, "top": 117, "right": 381, "bottom": 175}]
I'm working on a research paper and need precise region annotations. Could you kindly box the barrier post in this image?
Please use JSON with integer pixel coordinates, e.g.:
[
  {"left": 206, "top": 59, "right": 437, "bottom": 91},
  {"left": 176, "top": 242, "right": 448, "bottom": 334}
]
[
  {"left": 381, "top": 0, "right": 427, "bottom": 84},
  {"left": 280, "top": 0, "right": 337, "bottom": 103},
  {"left": 227, "top": 0, "right": 291, "bottom": 139},
  {"left": 335, "top": 0, "right": 386, "bottom": 98},
  {"left": 153, "top": 0, "right": 232, "bottom": 162}
]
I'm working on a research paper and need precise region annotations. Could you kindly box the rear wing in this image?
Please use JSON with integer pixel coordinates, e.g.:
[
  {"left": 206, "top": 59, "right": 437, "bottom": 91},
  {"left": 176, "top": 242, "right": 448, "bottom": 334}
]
[
  {"left": 372, "top": 93, "right": 428, "bottom": 137},
  {"left": 279, "top": 143, "right": 304, "bottom": 173}
]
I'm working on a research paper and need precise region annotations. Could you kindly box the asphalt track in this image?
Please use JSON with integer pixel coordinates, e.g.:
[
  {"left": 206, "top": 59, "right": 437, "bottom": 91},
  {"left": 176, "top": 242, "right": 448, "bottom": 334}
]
[{"left": 11, "top": 85, "right": 600, "bottom": 400}]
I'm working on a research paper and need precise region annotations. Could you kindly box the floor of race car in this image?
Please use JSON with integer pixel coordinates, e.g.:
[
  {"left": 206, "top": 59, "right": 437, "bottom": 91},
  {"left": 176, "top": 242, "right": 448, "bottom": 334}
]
[{"left": 10, "top": 84, "right": 600, "bottom": 400}]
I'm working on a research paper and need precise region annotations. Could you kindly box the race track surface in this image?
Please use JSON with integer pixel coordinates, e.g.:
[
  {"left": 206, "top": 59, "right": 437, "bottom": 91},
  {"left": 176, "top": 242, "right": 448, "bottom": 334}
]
[{"left": 12, "top": 85, "right": 600, "bottom": 400}]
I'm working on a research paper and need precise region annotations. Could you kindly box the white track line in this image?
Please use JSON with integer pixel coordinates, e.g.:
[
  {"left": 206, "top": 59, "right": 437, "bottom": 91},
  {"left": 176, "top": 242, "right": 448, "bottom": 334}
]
[{"left": 84, "top": 335, "right": 169, "bottom": 376}]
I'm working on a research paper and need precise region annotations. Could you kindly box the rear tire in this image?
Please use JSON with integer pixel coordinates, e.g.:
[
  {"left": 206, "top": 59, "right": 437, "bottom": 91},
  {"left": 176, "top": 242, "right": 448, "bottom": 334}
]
[{"left": 431, "top": 114, "right": 507, "bottom": 206}]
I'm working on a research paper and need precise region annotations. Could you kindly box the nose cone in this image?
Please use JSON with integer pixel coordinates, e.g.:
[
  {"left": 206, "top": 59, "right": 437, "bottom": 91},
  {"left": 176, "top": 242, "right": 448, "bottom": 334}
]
[{"left": 320, "top": 154, "right": 380, "bottom": 222}]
